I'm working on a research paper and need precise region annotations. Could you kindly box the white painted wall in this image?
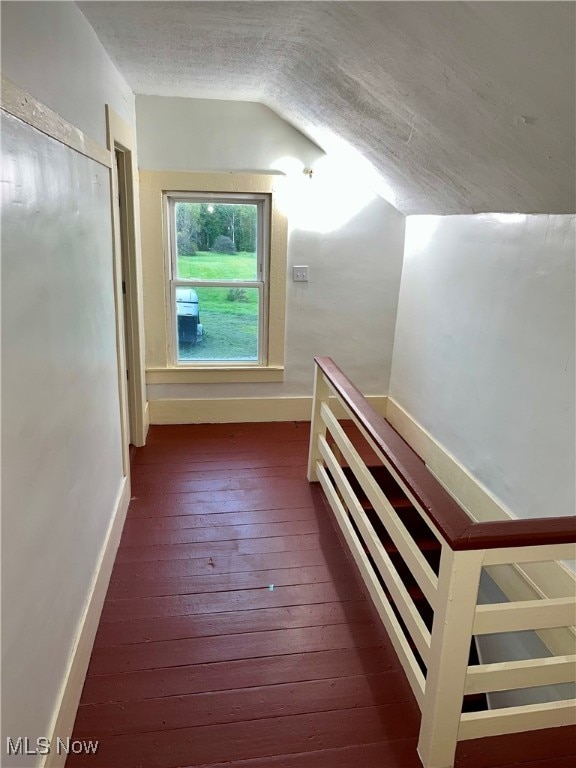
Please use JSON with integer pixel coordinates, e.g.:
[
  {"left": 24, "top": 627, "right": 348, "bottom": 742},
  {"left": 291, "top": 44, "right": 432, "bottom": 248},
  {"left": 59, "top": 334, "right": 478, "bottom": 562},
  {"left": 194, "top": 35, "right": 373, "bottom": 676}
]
[
  {"left": 136, "top": 96, "right": 323, "bottom": 173},
  {"left": 1, "top": 3, "right": 135, "bottom": 764},
  {"left": 1, "top": 1, "right": 134, "bottom": 145},
  {"left": 389, "top": 214, "right": 575, "bottom": 520},
  {"left": 137, "top": 96, "right": 406, "bottom": 401}
]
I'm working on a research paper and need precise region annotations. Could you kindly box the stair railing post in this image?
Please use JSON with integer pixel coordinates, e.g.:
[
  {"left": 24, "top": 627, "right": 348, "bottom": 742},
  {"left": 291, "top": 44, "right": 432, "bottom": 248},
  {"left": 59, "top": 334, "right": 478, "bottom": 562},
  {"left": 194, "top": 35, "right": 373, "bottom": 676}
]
[
  {"left": 307, "top": 362, "right": 330, "bottom": 481},
  {"left": 418, "top": 546, "right": 485, "bottom": 768}
]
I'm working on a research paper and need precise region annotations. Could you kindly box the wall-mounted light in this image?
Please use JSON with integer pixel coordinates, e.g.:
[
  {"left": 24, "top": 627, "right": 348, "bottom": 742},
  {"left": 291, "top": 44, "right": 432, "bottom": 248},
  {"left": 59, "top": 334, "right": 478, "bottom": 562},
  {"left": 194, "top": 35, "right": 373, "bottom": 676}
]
[{"left": 272, "top": 153, "right": 377, "bottom": 233}]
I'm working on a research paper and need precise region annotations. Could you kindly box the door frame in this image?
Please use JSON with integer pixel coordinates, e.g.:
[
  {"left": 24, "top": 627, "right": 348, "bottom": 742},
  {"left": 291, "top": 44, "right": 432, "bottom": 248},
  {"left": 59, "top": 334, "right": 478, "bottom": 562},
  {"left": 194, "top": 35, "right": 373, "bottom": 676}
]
[{"left": 106, "top": 105, "right": 148, "bottom": 470}]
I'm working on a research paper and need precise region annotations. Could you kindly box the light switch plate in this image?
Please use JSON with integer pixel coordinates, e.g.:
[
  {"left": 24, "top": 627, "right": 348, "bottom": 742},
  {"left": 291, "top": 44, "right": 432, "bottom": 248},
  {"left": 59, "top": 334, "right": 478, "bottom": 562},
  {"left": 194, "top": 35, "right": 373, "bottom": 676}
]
[{"left": 293, "top": 265, "right": 309, "bottom": 282}]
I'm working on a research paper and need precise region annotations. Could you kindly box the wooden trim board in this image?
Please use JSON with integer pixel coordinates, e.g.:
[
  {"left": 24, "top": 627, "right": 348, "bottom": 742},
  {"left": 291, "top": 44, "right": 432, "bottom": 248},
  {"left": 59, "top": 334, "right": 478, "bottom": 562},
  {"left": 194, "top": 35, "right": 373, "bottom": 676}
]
[
  {"left": 106, "top": 105, "right": 148, "bottom": 448},
  {"left": 1, "top": 76, "right": 111, "bottom": 168},
  {"left": 149, "top": 395, "right": 388, "bottom": 424},
  {"left": 146, "top": 366, "right": 285, "bottom": 384}
]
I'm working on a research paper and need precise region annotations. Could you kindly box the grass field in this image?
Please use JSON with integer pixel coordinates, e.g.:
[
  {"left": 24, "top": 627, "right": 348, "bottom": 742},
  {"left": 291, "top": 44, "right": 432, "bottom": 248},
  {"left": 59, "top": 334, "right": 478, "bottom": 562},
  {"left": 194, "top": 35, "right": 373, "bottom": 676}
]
[
  {"left": 178, "top": 251, "right": 257, "bottom": 281},
  {"left": 177, "top": 251, "right": 259, "bottom": 361}
]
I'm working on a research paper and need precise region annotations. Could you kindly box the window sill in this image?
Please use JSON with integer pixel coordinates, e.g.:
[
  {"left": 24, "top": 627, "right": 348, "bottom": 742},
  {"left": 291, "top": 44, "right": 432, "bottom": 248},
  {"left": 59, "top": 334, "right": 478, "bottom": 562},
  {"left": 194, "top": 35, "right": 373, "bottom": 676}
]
[{"left": 146, "top": 366, "right": 285, "bottom": 384}]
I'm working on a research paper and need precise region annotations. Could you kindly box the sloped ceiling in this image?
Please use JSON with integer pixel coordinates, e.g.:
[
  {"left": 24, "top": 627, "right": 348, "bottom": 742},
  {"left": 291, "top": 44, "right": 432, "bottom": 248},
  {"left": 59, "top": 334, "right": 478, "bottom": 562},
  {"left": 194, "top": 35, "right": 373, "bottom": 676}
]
[{"left": 79, "top": 1, "right": 575, "bottom": 214}]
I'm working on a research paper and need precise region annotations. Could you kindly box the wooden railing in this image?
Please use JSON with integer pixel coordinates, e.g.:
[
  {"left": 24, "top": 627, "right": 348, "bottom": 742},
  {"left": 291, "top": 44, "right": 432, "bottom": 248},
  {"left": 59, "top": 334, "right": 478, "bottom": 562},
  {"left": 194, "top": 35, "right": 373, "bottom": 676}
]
[{"left": 307, "top": 357, "right": 576, "bottom": 768}]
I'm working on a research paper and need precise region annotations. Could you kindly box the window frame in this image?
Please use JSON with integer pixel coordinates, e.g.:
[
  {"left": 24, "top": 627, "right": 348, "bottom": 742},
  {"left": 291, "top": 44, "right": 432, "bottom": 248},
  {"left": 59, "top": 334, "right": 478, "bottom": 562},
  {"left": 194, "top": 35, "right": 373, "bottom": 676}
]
[
  {"left": 165, "top": 192, "right": 271, "bottom": 367},
  {"left": 139, "top": 171, "right": 287, "bottom": 385}
]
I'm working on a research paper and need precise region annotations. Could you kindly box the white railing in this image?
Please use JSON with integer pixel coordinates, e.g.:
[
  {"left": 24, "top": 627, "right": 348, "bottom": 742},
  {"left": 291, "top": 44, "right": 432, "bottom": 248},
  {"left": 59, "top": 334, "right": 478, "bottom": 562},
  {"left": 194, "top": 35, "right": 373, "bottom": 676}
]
[{"left": 308, "top": 357, "right": 576, "bottom": 768}]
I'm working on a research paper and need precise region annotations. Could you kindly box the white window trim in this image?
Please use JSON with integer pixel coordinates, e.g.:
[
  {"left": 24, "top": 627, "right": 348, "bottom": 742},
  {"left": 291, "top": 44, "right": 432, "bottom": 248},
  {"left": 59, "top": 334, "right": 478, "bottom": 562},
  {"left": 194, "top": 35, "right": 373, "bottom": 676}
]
[{"left": 139, "top": 171, "right": 287, "bottom": 384}]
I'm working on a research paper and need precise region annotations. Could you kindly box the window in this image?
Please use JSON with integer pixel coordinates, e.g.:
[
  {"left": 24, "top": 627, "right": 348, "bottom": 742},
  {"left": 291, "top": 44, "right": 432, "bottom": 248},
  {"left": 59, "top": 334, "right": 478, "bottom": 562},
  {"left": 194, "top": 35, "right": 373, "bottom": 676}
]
[
  {"left": 140, "top": 172, "right": 286, "bottom": 384},
  {"left": 166, "top": 193, "right": 270, "bottom": 365}
]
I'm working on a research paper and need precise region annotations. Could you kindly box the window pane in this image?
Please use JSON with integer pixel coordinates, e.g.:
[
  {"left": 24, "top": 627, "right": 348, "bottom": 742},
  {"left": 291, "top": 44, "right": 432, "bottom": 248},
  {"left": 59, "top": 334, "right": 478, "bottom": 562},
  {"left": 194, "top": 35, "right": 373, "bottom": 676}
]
[
  {"left": 175, "top": 202, "right": 258, "bottom": 280},
  {"left": 176, "top": 286, "right": 259, "bottom": 362}
]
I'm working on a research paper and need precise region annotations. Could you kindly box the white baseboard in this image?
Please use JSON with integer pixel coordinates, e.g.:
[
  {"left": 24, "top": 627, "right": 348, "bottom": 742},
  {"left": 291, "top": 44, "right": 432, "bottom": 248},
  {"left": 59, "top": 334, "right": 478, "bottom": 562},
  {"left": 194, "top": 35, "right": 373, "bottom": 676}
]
[
  {"left": 149, "top": 395, "right": 388, "bottom": 425},
  {"left": 385, "top": 396, "right": 576, "bottom": 656},
  {"left": 41, "top": 476, "right": 131, "bottom": 768}
]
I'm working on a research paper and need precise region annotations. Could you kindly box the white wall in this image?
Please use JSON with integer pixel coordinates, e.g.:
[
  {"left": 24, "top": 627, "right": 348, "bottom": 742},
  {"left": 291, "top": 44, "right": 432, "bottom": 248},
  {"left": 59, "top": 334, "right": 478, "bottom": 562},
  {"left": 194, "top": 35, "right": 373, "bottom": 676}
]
[
  {"left": 136, "top": 96, "right": 323, "bottom": 173},
  {"left": 1, "top": 3, "right": 135, "bottom": 764},
  {"left": 137, "top": 96, "right": 406, "bottom": 401},
  {"left": 389, "top": 214, "right": 575, "bottom": 520},
  {"left": 1, "top": 1, "right": 134, "bottom": 145}
]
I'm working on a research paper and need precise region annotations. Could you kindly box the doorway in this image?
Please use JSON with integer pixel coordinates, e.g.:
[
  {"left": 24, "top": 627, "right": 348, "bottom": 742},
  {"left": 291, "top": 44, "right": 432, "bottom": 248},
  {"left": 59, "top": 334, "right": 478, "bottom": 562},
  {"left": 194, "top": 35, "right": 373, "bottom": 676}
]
[
  {"left": 113, "top": 148, "right": 134, "bottom": 446},
  {"left": 107, "top": 105, "right": 148, "bottom": 475}
]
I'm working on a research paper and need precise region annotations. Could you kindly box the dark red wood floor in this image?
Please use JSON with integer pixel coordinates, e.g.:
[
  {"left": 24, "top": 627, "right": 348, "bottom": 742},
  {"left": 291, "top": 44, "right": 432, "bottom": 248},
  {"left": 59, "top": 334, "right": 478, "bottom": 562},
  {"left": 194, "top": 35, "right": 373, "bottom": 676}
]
[{"left": 69, "top": 423, "right": 575, "bottom": 768}]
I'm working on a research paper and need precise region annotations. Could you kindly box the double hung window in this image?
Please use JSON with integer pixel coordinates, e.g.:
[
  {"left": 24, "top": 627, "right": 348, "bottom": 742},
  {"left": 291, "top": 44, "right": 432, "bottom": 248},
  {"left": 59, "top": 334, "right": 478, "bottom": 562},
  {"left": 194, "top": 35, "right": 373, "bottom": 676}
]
[{"left": 165, "top": 192, "right": 270, "bottom": 365}]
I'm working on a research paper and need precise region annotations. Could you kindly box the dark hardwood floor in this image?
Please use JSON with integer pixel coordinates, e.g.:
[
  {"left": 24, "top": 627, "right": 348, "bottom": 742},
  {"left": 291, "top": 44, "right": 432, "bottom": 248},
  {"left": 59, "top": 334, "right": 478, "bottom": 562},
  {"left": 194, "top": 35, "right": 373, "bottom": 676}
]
[{"left": 68, "top": 423, "right": 575, "bottom": 768}]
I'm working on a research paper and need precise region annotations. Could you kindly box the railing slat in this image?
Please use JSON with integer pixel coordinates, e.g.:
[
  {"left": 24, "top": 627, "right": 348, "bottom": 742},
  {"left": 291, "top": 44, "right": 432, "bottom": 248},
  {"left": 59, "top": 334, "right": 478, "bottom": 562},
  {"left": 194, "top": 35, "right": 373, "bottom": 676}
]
[
  {"left": 333, "top": 394, "right": 445, "bottom": 547},
  {"left": 316, "top": 462, "right": 425, "bottom": 706},
  {"left": 465, "top": 655, "right": 576, "bottom": 694},
  {"left": 307, "top": 363, "right": 330, "bottom": 481},
  {"left": 482, "top": 543, "right": 576, "bottom": 565},
  {"left": 319, "top": 434, "right": 431, "bottom": 664},
  {"left": 321, "top": 402, "right": 438, "bottom": 607},
  {"left": 474, "top": 597, "right": 576, "bottom": 634},
  {"left": 458, "top": 699, "right": 576, "bottom": 740}
]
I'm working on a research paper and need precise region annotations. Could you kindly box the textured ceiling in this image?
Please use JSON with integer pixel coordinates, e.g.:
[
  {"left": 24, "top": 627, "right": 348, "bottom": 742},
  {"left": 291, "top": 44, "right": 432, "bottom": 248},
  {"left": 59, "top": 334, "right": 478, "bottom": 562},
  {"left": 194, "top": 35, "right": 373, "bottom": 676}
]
[{"left": 79, "top": 1, "right": 575, "bottom": 214}]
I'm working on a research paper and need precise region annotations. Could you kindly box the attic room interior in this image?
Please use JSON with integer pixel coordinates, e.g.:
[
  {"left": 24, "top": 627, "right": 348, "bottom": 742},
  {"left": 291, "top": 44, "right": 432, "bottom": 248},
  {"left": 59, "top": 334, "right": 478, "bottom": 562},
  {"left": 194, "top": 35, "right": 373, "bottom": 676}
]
[{"left": 1, "top": 1, "right": 575, "bottom": 767}]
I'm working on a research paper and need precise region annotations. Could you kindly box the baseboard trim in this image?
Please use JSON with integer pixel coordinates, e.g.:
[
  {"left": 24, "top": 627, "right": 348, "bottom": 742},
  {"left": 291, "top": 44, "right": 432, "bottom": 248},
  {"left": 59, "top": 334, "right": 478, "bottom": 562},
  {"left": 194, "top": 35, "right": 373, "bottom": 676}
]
[
  {"left": 41, "top": 476, "right": 131, "bottom": 768},
  {"left": 149, "top": 395, "right": 388, "bottom": 425},
  {"left": 385, "top": 396, "right": 576, "bottom": 656}
]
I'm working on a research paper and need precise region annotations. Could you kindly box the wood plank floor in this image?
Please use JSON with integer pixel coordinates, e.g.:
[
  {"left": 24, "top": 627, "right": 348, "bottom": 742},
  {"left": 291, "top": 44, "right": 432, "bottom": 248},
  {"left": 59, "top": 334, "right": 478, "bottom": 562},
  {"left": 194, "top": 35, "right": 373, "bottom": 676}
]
[{"left": 69, "top": 423, "right": 575, "bottom": 768}]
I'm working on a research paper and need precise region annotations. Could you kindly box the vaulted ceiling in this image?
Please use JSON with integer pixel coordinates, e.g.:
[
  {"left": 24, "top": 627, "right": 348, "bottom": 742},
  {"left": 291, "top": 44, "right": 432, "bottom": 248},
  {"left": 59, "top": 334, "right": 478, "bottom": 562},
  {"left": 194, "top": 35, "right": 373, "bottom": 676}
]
[{"left": 79, "top": 1, "right": 575, "bottom": 215}]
